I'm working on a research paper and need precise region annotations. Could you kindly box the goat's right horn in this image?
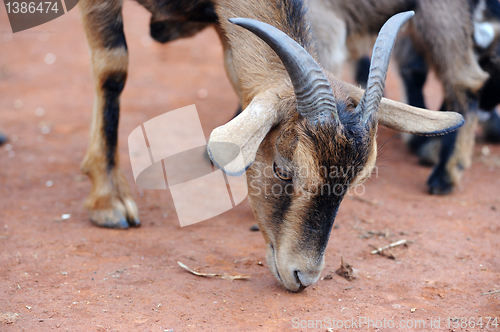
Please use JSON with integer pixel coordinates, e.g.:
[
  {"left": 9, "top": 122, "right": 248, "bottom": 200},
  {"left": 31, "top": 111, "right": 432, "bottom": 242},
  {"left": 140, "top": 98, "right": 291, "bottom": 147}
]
[
  {"left": 229, "top": 18, "right": 339, "bottom": 124},
  {"left": 356, "top": 11, "right": 414, "bottom": 126}
]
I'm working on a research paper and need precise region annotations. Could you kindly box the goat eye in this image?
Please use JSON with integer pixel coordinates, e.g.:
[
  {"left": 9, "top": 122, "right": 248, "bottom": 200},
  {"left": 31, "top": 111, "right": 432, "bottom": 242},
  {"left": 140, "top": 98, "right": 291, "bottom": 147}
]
[{"left": 274, "top": 162, "right": 292, "bottom": 181}]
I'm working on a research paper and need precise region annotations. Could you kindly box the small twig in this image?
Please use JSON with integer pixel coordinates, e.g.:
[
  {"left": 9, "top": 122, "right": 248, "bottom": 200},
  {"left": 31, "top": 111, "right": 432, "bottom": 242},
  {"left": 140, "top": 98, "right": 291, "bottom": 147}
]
[
  {"left": 351, "top": 196, "right": 378, "bottom": 206},
  {"left": 233, "top": 257, "right": 249, "bottom": 264},
  {"left": 177, "top": 261, "right": 250, "bottom": 280},
  {"left": 371, "top": 239, "right": 407, "bottom": 254},
  {"left": 481, "top": 289, "right": 500, "bottom": 296}
]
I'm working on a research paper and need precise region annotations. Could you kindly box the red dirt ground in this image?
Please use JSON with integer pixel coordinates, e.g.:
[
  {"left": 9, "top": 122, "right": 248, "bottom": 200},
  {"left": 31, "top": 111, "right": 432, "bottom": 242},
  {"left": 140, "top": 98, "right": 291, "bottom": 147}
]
[{"left": 1, "top": 3, "right": 499, "bottom": 331}]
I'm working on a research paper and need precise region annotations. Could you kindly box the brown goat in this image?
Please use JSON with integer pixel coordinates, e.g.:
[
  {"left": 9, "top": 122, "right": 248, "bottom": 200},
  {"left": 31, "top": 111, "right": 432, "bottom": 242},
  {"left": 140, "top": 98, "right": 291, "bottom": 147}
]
[
  {"left": 308, "top": 0, "right": 498, "bottom": 194},
  {"left": 80, "top": 0, "right": 464, "bottom": 291}
]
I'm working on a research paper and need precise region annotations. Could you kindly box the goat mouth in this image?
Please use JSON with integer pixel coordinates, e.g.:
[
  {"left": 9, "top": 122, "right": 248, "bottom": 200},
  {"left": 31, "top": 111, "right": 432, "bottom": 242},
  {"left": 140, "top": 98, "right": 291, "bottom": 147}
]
[
  {"left": 269, "top": 243, "right": 283, "bottom": 283},
  {"left": 294, "top": 270, "right": 307, "bottom": 292},
  {"left": 270, "top": 243, "right": 306, "bottom": 292}
]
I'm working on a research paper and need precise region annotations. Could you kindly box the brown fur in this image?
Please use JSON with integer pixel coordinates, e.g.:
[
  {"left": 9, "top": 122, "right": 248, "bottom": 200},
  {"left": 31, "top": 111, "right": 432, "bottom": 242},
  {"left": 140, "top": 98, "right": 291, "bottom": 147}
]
[
  {"left": 242, "top": 78, "right": 375, "bottom": 290},
  {"left": 215, "top": 0, "right": 317, "bottom": 106},
  {"left": 80, "top": 0, "right": 464, "bottom": 290},
  {"left": 445, "top": 112, "right": 478, "bottom": 185}
]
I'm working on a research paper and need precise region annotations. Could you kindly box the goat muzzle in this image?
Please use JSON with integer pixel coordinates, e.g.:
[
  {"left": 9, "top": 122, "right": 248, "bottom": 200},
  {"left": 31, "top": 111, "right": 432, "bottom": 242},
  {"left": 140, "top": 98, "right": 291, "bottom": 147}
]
[{"left": 267, "top": 242, "right": 324, "bottom": 292}]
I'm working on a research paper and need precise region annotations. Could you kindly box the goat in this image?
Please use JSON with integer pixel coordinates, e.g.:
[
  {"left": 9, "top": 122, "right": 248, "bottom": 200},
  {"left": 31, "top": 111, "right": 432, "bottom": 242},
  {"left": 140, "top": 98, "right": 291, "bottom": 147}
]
[
  {"left": 308, "top": 0, "right": 500, "bottom": 194},
  {"left": 80, "top": 0, "right": 464, "bottom": 291},
  {"left": 397, "top": 24, "right": 500, "bottom": 163},
  {"left": 386, "top": 0, "right": 500, "bottom": 160},
  {"left": 350, "top": 17, "right": 500, "bottom": 161},
  {"left": 455, "top": 2, "right": 500, "bottom": 143},
  {"left": 468, "top": 1, "right": 500, "bottom": 143}
]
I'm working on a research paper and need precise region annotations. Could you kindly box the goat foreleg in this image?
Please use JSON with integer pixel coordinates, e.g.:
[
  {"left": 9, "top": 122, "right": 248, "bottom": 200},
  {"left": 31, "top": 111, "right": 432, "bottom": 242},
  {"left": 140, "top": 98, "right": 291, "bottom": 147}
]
[{"left": 79, "top": 0, "right": 139, "bottom": 228}]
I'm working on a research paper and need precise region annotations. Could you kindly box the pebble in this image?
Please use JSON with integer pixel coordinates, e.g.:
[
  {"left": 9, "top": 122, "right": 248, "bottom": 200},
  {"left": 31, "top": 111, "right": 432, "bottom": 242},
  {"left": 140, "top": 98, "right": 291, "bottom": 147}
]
[
  {"left": 44, "top": 53, "right": 56, "bottom": 65},
  {"left": 250, "top": 224, "right": 259, "bottom": 231}
]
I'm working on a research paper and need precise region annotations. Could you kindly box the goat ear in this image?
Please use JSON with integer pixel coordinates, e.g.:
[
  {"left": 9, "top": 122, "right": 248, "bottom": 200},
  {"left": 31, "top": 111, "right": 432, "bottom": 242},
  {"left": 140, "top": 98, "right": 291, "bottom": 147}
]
[
  {"left": 377, "top": 98, "right": 465, "bottom": 135},
  {"left": 207, "top": 91, "right": 278, "bottom": 175},
  {"left": 343, "top": 83, "right": 465, "bottom": 135}
]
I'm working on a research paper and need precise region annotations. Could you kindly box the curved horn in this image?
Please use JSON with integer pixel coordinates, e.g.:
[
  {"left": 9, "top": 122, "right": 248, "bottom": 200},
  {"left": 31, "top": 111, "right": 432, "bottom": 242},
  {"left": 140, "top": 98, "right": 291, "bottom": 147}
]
[
  {"left": 229, "top": 17, "right": 338, "bottom": 124},
  {"left": 356, "top": 11, "right": 415, "bottom": 125}
]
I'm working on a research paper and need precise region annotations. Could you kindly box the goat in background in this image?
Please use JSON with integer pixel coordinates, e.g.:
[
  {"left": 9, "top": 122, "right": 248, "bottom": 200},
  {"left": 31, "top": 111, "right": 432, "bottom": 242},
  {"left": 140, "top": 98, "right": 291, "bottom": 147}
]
[{"left": 308, "top": 0, "right": 500, "bottom": 194}]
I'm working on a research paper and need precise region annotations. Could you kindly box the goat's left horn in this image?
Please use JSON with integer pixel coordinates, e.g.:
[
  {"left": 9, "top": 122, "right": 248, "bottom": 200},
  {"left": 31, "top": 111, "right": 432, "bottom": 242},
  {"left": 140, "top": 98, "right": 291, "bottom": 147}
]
[
  {"left": 229, "top": 18, "right": 338, "bottom": 124},
  {"left": 356, "top": 11, "right": 414, "bottom": 126}
]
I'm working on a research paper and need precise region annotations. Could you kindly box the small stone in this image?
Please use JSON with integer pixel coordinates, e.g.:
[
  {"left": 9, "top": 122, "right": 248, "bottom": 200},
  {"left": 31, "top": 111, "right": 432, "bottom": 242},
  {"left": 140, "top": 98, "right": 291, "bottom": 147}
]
[
  {"left": 482, "top": 145, "right": 491, "bottom": 156},
  {"left": 197, "top": 88, "right": 209, "bottom": 99},
  {"left": 44, "top": 53, "right": 56, "bottom": 65},
  {"left": 35, "top": 107, "right": 45, "bottom": 116},
  {"left": 14, "top": 100, "right": 23, "bottom": 109},
  {"left": 249, "top": 224, "right": 260, "bottom": 231}
]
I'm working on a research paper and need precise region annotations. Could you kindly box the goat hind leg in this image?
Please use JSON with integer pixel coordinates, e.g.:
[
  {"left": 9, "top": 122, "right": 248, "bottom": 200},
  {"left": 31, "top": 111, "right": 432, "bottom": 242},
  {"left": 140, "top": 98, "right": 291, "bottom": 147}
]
[
  {"left": 393, "top": 37, "right": 441, "bottom": 166},
  {"left": 80, "top": 0, "right": 139, "bottom": 228},
  {"left": 427, "top": 99, "right": 478, "bottom": 195}
]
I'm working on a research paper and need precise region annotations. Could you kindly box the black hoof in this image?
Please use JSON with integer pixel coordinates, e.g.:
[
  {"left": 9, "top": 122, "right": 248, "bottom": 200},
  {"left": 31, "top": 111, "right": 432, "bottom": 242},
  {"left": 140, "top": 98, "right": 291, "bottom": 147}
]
[
  {"left": 428, "top": 184, "right": 453, "bottom": 195},
  {"left": 127, "top": 217, "right": 141, "bottom": 228},
  {"left": 427, "top": 172, "right": 453, "bottom": 195}
]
